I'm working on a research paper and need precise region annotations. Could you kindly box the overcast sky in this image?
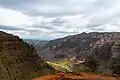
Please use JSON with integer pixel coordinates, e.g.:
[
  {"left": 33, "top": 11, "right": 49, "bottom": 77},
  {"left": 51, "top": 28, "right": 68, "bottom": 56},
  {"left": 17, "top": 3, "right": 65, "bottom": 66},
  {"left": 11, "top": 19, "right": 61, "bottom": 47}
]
[{"left": 0, "top": 0, "right": 120, "bottom": 40}]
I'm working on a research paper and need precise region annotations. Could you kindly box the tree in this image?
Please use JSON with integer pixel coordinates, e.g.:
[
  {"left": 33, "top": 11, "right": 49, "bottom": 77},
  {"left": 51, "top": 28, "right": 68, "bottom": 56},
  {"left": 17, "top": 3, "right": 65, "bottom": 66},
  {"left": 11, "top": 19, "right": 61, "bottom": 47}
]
[{"left": 84, "top": 56, "right": 99, "bottom": 72}]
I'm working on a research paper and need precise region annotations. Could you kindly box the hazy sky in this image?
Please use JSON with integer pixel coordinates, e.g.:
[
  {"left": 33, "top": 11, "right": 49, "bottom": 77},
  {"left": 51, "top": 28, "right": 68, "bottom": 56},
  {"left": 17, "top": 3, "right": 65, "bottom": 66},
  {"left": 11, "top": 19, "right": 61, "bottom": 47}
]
[{"left": 0, "top": 0, "right": 120, "bottom": 40}]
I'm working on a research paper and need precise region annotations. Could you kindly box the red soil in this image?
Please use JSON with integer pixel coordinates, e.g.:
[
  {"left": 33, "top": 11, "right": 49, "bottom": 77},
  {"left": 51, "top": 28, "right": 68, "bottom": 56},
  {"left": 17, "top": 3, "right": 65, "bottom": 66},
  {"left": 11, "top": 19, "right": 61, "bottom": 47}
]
[{"left": 33, "top": 72, "right": 119, "bottom": 80}]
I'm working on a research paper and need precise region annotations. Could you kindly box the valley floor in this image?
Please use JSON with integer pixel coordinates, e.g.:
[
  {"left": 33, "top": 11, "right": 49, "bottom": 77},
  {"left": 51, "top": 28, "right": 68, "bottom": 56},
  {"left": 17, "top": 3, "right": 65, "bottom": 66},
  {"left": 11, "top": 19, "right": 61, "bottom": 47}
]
[{"left": 32, "top": 72, "right": 119, "bottom": 80}]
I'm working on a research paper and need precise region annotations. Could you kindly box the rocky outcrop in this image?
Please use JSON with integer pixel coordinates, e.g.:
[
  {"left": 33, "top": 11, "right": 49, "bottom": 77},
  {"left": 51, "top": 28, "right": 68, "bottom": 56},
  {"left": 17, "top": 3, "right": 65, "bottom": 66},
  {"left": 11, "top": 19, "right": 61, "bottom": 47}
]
[
  {"left": 41, "top": 32, "right": 120, "bottom": 61},
  {"left": 0, "top": 31, "right": 55, "bottom": 80}
]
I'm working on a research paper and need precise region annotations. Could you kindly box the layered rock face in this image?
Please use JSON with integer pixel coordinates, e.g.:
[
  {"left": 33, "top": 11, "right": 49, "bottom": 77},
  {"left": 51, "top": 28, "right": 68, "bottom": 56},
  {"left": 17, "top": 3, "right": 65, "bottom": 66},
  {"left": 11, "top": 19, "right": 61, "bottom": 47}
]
[
  {"left": 41, "top": 32, "right": 120, "bottom": 61},
  {"left": 0, "top": 31, "right": 55, "bottom": 80}
]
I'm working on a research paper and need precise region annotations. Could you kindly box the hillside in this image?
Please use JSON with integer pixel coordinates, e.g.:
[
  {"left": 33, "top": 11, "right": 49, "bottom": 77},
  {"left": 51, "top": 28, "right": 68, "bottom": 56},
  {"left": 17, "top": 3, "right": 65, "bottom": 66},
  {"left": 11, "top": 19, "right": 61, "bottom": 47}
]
[
  {"left": 0, "top": 31, "right": 55, "bottom": 80},
  {"left": 30, "top": 32, "right": 120, "bottom": 80},
  {"left": 41, "top": 32, "right": 120, "bottom": 61}
]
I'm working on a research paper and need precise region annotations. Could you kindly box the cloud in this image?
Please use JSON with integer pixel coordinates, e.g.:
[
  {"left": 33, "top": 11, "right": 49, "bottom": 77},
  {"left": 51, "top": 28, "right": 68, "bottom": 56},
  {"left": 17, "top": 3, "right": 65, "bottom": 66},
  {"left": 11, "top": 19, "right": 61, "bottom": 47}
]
[
  {"left": 0, "top": 0, "right": 120, "bottom": 40},
  {"left": 0, "top": 0, "right": 115, "bottom": 17},
  {"left": 0, "top": 8, "right": 32, "bottom": 26},
  {"left": 0, "top": 25, "right": 23, "bottom": 30}
]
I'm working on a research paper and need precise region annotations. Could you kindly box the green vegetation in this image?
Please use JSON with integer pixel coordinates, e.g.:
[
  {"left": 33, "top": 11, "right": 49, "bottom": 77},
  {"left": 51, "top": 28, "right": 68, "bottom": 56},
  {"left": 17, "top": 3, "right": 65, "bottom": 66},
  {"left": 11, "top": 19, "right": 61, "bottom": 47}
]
[
  {"left": 46, "top": 59, "right": 73, "bottom": 72},
  {"left": 47, "top": 57, "right": 101, "bottom": 74}
]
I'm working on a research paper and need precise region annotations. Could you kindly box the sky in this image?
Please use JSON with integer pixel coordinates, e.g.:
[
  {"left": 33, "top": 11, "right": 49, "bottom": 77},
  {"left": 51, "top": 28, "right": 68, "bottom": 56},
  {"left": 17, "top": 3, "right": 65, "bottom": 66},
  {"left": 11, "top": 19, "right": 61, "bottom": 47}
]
[{"left": 0, "top": 0, "right": 120, "bottom": 40}]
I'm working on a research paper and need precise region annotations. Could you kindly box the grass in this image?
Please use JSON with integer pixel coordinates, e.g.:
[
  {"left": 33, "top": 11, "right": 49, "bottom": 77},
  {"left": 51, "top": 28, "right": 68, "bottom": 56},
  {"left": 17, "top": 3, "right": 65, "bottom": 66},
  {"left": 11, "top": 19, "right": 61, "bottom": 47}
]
[{"left": 46, "top": 59, "right": 73, "bottom": 72}]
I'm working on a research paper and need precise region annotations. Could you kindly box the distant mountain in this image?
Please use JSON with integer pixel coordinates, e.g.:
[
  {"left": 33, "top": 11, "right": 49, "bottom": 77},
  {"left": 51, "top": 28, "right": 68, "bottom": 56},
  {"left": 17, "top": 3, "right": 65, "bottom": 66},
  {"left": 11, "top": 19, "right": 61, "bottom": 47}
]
[
  {"left": 41, "top": 32, "right": 120, "bottom": 61},
  {"left": 24, "top": 39, "right": 48, "bottom": 56},
  {"left": 24, "top": 39, "right": 48, "bottom": 48},
  {"left": 0, "top": 31, "right": 55, "bottom": 80}
]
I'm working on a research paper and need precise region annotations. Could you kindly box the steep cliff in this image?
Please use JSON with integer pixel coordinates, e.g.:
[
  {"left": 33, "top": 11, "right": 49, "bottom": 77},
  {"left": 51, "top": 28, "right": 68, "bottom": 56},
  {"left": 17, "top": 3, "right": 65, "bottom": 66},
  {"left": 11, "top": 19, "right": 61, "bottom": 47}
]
[{"left": 0, "top": 31, "right": 55, "bottom": 80}]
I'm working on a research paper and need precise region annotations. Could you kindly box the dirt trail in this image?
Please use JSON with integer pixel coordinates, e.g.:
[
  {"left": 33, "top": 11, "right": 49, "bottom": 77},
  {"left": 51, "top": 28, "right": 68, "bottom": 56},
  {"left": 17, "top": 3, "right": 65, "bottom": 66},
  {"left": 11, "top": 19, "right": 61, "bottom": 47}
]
[{"left": 33, "top": 72, "right": 119, "bottom": 80}]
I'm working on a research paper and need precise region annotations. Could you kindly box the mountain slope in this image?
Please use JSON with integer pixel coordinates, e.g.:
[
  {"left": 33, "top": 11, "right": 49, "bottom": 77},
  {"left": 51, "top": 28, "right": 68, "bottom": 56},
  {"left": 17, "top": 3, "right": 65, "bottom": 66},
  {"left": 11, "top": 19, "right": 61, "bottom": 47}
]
[
  {"left": 41, "top": 32, "right": 120, "bottom": 61},
  {"left": 0, "top": 31, "right": 55, "bottom": 80}
]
